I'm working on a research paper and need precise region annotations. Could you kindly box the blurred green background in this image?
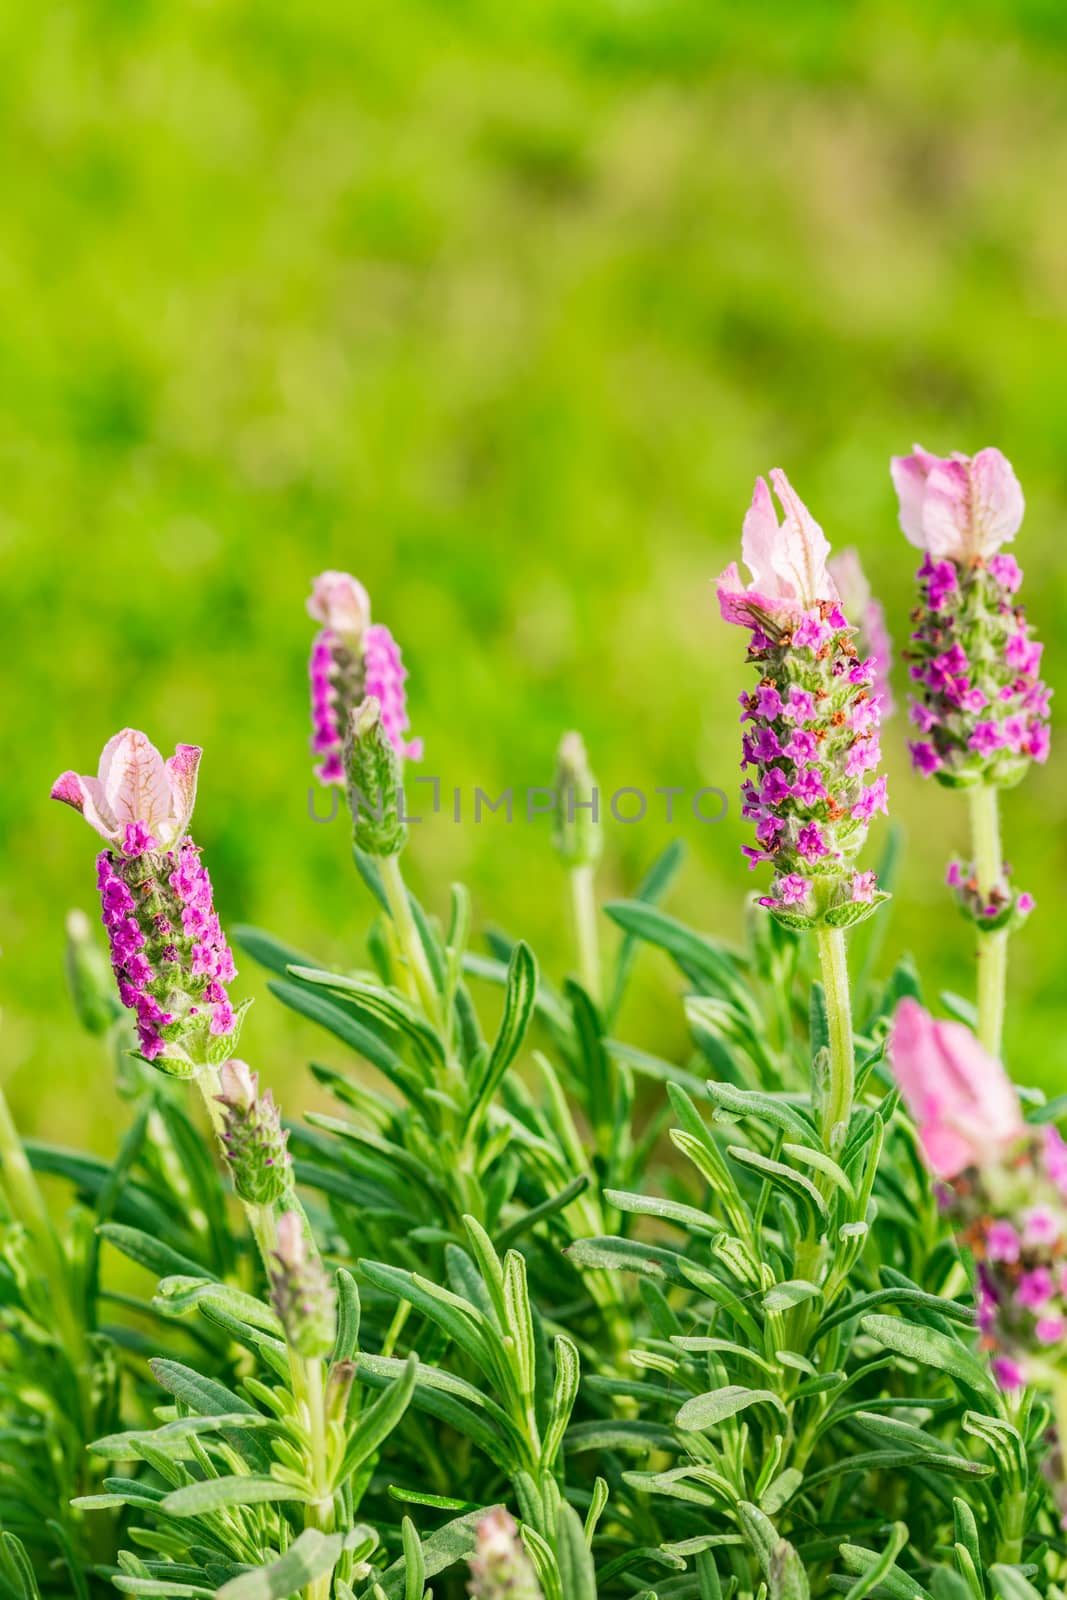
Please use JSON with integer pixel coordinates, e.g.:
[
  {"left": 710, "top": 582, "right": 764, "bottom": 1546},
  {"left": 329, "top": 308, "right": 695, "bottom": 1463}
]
[{"left": 3, "top": 0, "right": 1066, "bottom": 1149}]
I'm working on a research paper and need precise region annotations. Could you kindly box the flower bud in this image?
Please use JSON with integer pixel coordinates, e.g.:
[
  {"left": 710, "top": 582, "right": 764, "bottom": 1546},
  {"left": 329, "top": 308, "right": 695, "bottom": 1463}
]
[
  {"left": 945, "top": 859, "right": 1035, "bottom": 935},
  {"left": 64, "top": 909, "right": 119, "bottom": 1036},
  {"left": 269, "top": 1211, "right": 336, "bottom": 1360},
  {"left": 325, "top": 1358, "right": 356, "bottom": 1425},
  {"left": 552, "top": 731, "right": 602, "bottom": 870},
  {"left": 215, "top": 1060, "right": 291, "bottom": 1206},
  {"left": 344, "top": 698, "right": 407, "bottom": 858},
  {"left": 468, "top": 1510, "right": 543, "bottom": 1600},
  {"left": 307, "top": 570, "right": 371, "bottom": 640}
]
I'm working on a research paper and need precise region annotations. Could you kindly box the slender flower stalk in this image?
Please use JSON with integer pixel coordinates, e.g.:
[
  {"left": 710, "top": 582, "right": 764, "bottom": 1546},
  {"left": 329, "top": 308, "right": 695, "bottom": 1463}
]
[
  {"left": 308, "top": 569, "right": 421, "bottom": 784},
  {"left": 553, "top": 731, "right": 603, "bottom": 1004},
  {"left": 891, "top": 445, "right": 1050, "bottom": 1056},
  {"left": 815, "top": 927, "right": 854, "bottom": 1146},
  {"left": 718, "top": 470, "right": 890, "bottom": 1143}
]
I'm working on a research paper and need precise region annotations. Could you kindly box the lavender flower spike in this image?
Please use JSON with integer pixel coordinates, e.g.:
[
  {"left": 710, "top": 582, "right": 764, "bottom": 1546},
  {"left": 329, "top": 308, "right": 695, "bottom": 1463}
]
[
  {"left": 889, "top": 999, "right": 1067, "bottom": 1392},
  {"left": 891, "top": 444, "right": 1050, "bottom": 789},
  {"left": 269, "top": 1210, "right": 336, "bottom": 1359},
  {"left": 719, "top": 471, "right": 890, "bottom": 931},
  {"left": 308, "top": 570, "right": 421, "bottom": 785},
  {"left": 216, "top": 1059, "right": 292, "bottom": 1206},
  {"left": 52, "top": 730, "right": 246, "bottom": 1073}
]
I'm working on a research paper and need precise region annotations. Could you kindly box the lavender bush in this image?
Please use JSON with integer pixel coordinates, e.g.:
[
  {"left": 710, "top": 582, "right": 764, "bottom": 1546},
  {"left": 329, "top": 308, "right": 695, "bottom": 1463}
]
[{"left": 1, "top": 448, "right": 1063, "bottom": 1599}]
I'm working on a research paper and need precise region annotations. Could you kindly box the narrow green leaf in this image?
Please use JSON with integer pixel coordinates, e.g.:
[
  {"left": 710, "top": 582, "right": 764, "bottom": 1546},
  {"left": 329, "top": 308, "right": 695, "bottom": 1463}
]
[
  {"left": 676, "top": 1387, "right": 786, "bottom": 1432},
  {"left": 469, "top": 942, "right": 538, "bottom": 1115},
  {"left": 339, "top": 1355, "right": 417, "bottom": 1480},
  {"left": 161, "top": 1476, "right": 307, "bottom": 1516},
  {"left": 216, "top": 1530, "right": 345, "bottom": 1599},
  {"left": 860, "top": 1315, "right": 996, "bottom": 1403}
]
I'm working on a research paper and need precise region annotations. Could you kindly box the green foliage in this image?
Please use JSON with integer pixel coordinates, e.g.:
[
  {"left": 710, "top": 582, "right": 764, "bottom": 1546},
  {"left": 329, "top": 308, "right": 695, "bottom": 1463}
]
[{"left": 5, "top": 802, "right": 1066, "bottom": 1596}]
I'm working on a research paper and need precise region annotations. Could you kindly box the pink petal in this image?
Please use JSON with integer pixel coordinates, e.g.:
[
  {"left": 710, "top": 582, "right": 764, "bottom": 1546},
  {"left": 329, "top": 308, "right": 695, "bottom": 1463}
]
[
  {"left": 740, "top": 477, "right": 780, "bottom": 594},
  {"left": 307, "top": 570, "right": 371, "bottom": 634},
  {"left": 889, "top": 998, "right": 1023, "bottom": 1179},
  {"left": 165, "top": 743, "right": 202, "bottom": 837},
  {"left": 918, "top": 1121, "right": 978, "bottom": 1183},
  {"left": 767, "top": 468, "right": 837, "bottom": 606},
  {"left": 969, "top": 447, "right": 1025, "bottom": 555},
  {"left": 890, "top": 447, "right": 937, "bottom": 549},
  {"left": 715, "top": 564, "right": 789, "bottom": 628},
  {"left": 51, "top": 770, "right": 122, "bottom": 844},
  {"left": 922, "top": 458, "right": 977, "bottom": 561},
  {"left": 97, "top": 729, "right": 175, "bottom": 836}
]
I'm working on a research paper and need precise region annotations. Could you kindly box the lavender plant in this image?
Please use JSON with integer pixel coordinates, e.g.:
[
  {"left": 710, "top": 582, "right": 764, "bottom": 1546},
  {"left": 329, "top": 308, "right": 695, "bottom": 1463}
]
[
  {"left": 892, "top": 445, "right": 1051, "bottom": 1055},
  {"left": 1, "top": 451, "right": 1063, "bottom": 1600}
]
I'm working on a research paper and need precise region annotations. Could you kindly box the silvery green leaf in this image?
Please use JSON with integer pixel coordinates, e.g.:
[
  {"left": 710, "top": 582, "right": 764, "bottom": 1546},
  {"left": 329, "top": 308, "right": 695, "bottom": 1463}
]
[
  {"left": 860, "top": 1315, "right": 996, "bottom": 1404},
  {"left": 161, "top": 1476, "right": 307, "bottom": 1515},
  {"left": 216, "top": 1531, "right": 346, "bottom": 1599},
  {"left": 676, "top": 1387, "right": 787, "bottom": 1433}
]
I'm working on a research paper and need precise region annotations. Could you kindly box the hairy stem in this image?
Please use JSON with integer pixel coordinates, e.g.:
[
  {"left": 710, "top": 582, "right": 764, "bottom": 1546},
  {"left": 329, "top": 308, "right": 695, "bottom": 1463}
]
[
  {"left": 816, "top": 927, "right": 855, "bottom": 1147},
  {"left": 968, "top": 783, "right": 1008, "bottom": 1057},
  {"left": 569, "top": 863, "right": 601, "bottom": 1005}
]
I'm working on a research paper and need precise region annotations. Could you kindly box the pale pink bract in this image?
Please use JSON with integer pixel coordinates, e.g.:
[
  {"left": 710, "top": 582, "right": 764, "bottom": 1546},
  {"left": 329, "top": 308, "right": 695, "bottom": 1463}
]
[
  {"left": 890, "top": 444, "right": 1024, "bottom": 563},
  {"left": 889, "top": 998, "right": 1025, "bottom": 1181},
  {"left": 51, "top": 729, "right": 201, "bottom": 852},
  {"left": 306, "top": 569, "right": 372, "bottom": 637},
  {"left": 717, "top": 469, "right": 839, "bottom": 626}
]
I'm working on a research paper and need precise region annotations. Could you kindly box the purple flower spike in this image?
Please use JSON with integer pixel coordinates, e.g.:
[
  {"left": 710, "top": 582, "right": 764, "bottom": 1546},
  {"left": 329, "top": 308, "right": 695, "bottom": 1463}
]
[
  {"left": 54, "top": 730, "right": 244, "bottom": 1075},
  {"left": 719, "top": 473, "right": 889, "bottom": 929},
  {"left": 307, "top": 570, "right": 421, "bottom": 784},
  {"left": 890, "top": 446, "right": 1050, "bottom": 789},
  {"left": 891, "top": 998, "right": 1067, "bottom": 1389}
]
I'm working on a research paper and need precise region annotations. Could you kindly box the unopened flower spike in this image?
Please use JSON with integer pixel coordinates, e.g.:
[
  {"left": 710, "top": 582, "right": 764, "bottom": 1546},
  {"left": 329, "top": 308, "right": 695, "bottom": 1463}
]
[
  {"left": 468, "top": 1509, "right": 543, "bottom": 1600},
  {"left": 51, "top": 730, "right": 247, "bottom": 1074},
  {"left": 269, "top": 1210, "right": 336, "bottom": 1360},
  {"left": 308, "top": 569, "right": 421, "bottom": 785},
  {"left": 215, "top": 1059, "right": 292, "bottom": 1206},
  {"left": 891, "top": 445, "right": 1050, "bottom": 788},
  {"left": 553, "top": 730, "right": 602, "bottom": 871},
  {"left": 64, "top": 909, "right": 120, "bottom": 1036},
  {"left": 345, "top": 696, "right": 408, "bottom": 858},
  {"left": 890, "top": 999, "right": 1067, "bottom": 1394},
  {"left": 718, "top": 470, "right": 890, "bottom": 931}
]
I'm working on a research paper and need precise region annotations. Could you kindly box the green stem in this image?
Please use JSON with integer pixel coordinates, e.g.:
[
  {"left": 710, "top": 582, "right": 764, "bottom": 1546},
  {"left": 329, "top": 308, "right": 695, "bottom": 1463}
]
[
  {"left": 379, "top": 852, "right": 443, "bottom": 1029},
  {"left": 570, "top": 863, "right": 601, "bottom": 1005},
  {"left": 815, "top": 927, "right": 855, "bottom": 1148},
  {"left": 968, "top": 784, "right": 1008, "bottom": 1057}
]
